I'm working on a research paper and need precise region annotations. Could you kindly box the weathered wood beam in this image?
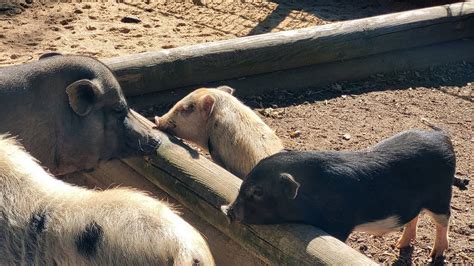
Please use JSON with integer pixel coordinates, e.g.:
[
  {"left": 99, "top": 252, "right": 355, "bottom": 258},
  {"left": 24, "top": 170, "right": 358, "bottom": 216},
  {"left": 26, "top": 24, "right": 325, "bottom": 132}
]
[
  {"left": 128, "top": 38, "right": 474, "bottom": 108},
  {"left": 122, "top": 110, "right": 376, "bottom": 265},
  {"left": 104, "top": 2, "right": 474, "bottom": 97}
]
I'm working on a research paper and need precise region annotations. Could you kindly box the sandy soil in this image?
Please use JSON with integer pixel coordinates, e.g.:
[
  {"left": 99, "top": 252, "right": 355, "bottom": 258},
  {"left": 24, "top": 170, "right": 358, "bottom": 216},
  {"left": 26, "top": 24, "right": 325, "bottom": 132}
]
[{"left": 1, "top": 1, "right": 472, "bottom": 265}]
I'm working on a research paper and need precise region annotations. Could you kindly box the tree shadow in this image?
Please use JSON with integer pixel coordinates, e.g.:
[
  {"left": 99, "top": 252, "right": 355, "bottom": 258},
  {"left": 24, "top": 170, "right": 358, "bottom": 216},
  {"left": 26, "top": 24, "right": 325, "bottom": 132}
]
[
  {"left": 239, "top": 62, "right": 473, "bottom": 110},
  {"left": 246, "top": 0, "right": 465, "bottom": 36}
]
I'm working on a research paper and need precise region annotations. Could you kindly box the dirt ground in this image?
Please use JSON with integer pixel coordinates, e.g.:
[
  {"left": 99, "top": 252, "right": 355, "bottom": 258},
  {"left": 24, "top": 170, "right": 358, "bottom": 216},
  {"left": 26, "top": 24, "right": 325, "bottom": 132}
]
[{"left": 1, "top": 1, "right": 472, "bottom": 265}]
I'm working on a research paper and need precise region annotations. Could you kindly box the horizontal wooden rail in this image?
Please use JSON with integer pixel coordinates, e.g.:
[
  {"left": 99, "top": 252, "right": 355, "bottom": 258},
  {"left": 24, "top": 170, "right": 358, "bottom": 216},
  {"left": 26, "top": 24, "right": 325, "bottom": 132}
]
[
  {"left": 127, "top": 38, "right": 474, "bottom": 108},
  {"left": 103, "top": 2, "right": 474, "bottom": 97}
]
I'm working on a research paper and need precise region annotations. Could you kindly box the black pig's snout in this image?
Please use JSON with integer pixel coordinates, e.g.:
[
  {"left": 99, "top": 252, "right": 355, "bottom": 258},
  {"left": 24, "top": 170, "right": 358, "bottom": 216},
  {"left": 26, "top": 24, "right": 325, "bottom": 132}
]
[
  {"left": 124, "top": 113, "right": 162, "bottom": 155},
  {"left": 139, "top": 133, "right": 161, "bottom": 154},
  {"left": 125, "top": 130, "right": 161, "bottom": 155}
]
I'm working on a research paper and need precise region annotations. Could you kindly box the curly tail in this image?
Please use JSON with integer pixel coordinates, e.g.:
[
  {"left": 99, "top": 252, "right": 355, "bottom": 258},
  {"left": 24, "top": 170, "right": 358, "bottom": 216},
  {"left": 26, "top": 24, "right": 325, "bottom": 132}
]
[{"left": 453, "top": 176, "right": 469, "bottom": 191}]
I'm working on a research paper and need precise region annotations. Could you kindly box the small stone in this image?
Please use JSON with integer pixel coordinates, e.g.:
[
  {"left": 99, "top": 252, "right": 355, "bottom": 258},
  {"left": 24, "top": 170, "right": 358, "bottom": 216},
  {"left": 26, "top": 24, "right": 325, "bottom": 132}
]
[
  {"left": 83, "top": 4, "right": 92, "bottom": 9},
  {"left": 74, "top": 9, "right": 83, "bottom": 14},
  {"left": 259, "top": 108, "right": 273, "bottom": 117},
  {"left": 89, "top": 15, "right": 97, "bottom": 20},
  {"left": 121, "top": 16, "right": 141, "bottom": 23},
  {"left": 10, "top": 54, "right": 19, "bottom": 59},
  {"left": 86, "top": 25, "right": 96, "bottom": 30},
  {"left": 342, "top": 133, "right": 351, "bottom": 140},
  {"left": 290, "top": 130, "right": 301, "bottom": 138},
  {"left": 119, "top": 28, "right": 131, "bottom": 34},
  {"left": 59, "top": 20, "right": 69, "bottom": 25},
  {"left": 161, "top": 44, "right": 176, "bottom": 49}
]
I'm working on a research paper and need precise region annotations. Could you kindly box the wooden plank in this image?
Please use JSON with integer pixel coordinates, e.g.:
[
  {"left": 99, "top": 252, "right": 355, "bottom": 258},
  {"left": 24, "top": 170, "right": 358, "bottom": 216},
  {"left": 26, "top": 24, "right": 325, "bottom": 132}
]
[
  {"left": 128, "top": 38, "right": 474, "bottom": 108},
  {"left": 103, "top": 2, "right": 474, "bottom": 97},
  {"left": 122, "top": 110, "right": 376, "bottom": 265},
  {"left": 65, "top": 161, "right": 265, "bottom": 266}
]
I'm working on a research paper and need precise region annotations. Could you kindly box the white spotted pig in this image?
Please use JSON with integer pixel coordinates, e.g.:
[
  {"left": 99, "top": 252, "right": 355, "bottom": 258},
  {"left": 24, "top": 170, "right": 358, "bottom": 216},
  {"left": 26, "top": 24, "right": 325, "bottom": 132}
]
[{"left": 0, "top": 134, "right": 214, "bottom": 265}]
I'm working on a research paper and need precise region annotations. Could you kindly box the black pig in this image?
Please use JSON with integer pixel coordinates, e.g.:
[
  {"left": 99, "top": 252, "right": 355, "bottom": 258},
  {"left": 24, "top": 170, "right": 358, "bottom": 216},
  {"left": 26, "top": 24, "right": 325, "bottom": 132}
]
[{"left": 222, "top": 129, "right": 469, "bottom": 259}]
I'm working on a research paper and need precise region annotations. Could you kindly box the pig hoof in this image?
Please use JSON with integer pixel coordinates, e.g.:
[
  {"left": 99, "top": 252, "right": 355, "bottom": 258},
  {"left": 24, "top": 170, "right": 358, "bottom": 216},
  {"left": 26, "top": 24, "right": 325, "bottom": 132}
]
[
  {"left": 429, "top": 249, "right": 446, "bottom": 260},
  {"left": 427, "top": 255, "right": 446, "bottom": 264}
]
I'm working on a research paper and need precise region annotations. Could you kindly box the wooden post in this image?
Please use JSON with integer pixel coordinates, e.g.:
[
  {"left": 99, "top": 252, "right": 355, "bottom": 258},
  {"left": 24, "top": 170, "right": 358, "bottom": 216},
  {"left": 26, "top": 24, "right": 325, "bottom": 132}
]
[
  {"left": 103, "top": 2, "right": 474, "bottom": 97},
  {"left": 121, "top": 110, "right": 376, "bottom": 265}
]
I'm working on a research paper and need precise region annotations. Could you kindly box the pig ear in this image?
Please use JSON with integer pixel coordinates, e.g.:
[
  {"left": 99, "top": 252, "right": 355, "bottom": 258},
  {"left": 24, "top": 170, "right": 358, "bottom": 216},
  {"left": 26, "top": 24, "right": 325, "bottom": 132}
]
[
  {"left": 217, "top": 85, "right": 235, "bottom": 95},
  {"left": 280, "top": 173, "right": 300, "bottom": 200},
  {"left": 200, "top": 94, "right": 216, "bottom": 119},
  {"left": 66, "top": 79, "right": 103, "bottom": 116}
]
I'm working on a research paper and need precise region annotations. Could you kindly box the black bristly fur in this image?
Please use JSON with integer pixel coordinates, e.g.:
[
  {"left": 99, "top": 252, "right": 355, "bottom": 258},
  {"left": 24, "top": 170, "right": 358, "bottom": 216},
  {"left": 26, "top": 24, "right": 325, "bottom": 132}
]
[{"left": 237, "top": 129, "right": 465, "bottom": 241}]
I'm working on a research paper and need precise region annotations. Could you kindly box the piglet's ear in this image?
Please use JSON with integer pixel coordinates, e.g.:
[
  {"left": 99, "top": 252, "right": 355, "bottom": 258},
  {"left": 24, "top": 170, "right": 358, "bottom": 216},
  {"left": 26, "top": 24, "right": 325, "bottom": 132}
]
[
  {"left": 217, "top": 85, "right": 235, "bottom": 95},
  {"left": 280, "top": 173, "right": 300, "bottom": 200},
  {"left": 66, "top": 79, "right": 102, "bottom": 117},
  {"left": 200, "top": 94, "right": 216, "bottom": 119}
]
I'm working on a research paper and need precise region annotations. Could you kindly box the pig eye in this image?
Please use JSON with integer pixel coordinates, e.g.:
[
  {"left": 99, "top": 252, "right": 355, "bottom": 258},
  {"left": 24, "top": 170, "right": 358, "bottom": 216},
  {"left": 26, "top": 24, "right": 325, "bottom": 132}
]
[
  {"left": 113, "top": 105, "right": 128, "bottom": 118},
  {"left": 252, "top": 186, "right": 264, "bottom": 199},
  {"left": 113, "top": 105, "right": 125, "bottom": 113},
  {"left": 181, "top": 103, "right": 195, "bottom": 114}
]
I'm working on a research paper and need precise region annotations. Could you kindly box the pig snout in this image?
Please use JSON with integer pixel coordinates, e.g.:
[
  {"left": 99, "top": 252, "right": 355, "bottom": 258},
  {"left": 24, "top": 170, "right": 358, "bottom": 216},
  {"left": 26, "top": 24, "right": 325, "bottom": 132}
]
[
  {"left": 123, "top": 111, "right": 162, "bottom": 155},
  {"left": 221, "top": 205, "right": 236, "bottom": 223},
  {"left": 154, "top": 115, "right": 176, "bottom": 133},
  {"left": 154, "top": 116, "right": 161, "bottom": 128}
]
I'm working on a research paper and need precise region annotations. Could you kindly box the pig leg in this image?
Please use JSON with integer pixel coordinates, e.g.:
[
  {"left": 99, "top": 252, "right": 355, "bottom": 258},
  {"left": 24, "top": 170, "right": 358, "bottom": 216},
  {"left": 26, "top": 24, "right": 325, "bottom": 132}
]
[
  {"left": 426, "top": 211, "right": 450, "bottom": 258},
  {"left": 396, "top": 216, "right": 419, "bottom": 249}
]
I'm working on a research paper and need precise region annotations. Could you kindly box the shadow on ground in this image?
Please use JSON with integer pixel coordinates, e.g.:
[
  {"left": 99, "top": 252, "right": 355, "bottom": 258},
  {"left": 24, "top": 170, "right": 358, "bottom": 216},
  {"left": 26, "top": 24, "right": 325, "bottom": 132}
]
[
  {"left": 247, "top": 0, "right": 464, "bottom": 35},
  {"left": 240, "top": 62, "right": 473, "bottom": 109}
]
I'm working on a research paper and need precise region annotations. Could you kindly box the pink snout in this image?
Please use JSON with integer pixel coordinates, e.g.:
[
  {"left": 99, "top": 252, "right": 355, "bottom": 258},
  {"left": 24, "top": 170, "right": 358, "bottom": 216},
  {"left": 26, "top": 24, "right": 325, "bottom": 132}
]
[{"left": 154, "top": 116, "right": 161, "bottom": 127}]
